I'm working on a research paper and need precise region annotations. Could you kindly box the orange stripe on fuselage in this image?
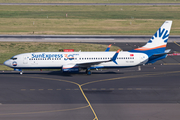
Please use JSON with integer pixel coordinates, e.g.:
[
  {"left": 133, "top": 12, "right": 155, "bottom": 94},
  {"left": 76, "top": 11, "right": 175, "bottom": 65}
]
[{"left": 134, "top": 45, "right": 166, "bottom": 51}]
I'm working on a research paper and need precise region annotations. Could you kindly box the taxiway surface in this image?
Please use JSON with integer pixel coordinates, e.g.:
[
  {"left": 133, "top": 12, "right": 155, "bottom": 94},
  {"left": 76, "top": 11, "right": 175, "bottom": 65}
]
[
  {"left": 1, "top": 65, "right": 180, "bottom": 120},
  {"left": 1, "top": 38, "right": 180, "bottom": 120}
]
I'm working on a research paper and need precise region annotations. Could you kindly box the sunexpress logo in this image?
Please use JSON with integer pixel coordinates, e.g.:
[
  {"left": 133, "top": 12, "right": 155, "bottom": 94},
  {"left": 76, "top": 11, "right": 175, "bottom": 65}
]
[
  {"left": 64, "top": 54, "right": 79, "bottom": 60},
  {"left": 12, "top": 61, "right": 17, "bottom": 66},
  {"left": 148, "top": 28, "right": 169, "bottom": 43},
  {"left": 32, "top": 53, "right": 63, "bottom": 58}
]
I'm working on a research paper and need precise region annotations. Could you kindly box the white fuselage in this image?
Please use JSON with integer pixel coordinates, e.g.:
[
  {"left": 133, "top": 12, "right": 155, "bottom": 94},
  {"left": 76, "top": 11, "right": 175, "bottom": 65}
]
[{"left": 4, "top": 51, "right": 148, "bottom": 69}]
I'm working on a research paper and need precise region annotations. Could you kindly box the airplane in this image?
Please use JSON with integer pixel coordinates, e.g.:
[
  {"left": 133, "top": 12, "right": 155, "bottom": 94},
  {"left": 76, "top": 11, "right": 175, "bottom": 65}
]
[{"left": 4, "top": 20, "right": 172, "bottom": 75}]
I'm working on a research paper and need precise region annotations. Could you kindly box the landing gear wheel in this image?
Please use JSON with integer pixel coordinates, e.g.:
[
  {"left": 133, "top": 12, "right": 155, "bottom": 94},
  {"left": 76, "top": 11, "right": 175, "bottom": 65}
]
[
  {"left": 20, "top": 71, "right": 23, "bottom": 75},
  {"left": 86, "top": 70, "right": 91, "bottom": 75}
]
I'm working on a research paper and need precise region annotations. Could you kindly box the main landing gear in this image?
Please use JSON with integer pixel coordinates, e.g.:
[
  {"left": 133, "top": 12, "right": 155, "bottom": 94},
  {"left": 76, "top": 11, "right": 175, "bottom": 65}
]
[{"left": 86, "top": 69, "right": 92, "bottom": 75}]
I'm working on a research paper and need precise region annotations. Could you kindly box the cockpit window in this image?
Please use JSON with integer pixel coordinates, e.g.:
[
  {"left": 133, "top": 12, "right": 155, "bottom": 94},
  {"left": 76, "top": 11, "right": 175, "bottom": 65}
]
[{"left": 10, "top": 57, "right": 17, "bottom": 60}]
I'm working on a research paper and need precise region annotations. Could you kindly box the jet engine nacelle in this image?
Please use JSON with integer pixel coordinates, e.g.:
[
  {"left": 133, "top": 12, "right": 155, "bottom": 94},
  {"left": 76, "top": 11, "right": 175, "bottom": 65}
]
[{"left": 62, "top": 64, "right": 79, "bottom": 73}]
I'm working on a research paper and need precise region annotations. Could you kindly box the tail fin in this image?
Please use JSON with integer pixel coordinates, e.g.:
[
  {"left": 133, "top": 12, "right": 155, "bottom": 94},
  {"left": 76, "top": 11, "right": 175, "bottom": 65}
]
[{"left": 129, "top": 21, "right": 172, "bottom": 56}]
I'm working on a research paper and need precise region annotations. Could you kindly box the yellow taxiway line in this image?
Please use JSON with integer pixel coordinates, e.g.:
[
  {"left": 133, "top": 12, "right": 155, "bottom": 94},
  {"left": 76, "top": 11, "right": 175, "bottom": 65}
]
[
  {"left": 0, "top": 105, "right": 90, "bottom": 116},
  {"left": 174, "top": 41, "right": 180, "bottom": 47}
]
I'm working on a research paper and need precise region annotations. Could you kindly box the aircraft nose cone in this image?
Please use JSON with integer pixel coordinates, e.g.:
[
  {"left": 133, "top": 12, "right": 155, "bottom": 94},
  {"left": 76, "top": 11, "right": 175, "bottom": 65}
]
[{"left": 4, "top": 60, "right": 10, "bottom": 66}]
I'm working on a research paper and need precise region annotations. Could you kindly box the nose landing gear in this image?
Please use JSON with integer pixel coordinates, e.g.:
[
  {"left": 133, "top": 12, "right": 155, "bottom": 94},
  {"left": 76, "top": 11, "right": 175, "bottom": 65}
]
[
  {"left": 20, "top": 71, "right": 23, "bottom": 75},
  {"left": 14, "top": 69, "right": 23, "bottom": 75}
]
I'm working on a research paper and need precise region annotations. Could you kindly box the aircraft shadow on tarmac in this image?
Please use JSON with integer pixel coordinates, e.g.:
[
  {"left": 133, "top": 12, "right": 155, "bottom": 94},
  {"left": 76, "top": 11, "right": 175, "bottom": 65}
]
[{"left": 0, "top": 71, "right": 123, "bottom": 77}]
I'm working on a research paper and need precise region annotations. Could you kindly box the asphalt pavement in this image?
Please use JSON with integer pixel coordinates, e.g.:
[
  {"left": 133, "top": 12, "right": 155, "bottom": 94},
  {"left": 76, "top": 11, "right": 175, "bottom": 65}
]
[
  {"left": 0, "top": 37, "right": 180, "bottom": 120},
  {"left": 1, "top": 65, "right": 180, "bottom": 120}
]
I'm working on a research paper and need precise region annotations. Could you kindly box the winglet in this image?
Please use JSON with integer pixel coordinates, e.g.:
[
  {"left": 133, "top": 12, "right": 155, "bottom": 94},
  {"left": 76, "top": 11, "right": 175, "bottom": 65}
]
[
  {"left": 111, "top": 49, "right": 121, "bottom": 64},
  {"left": 105, "top": 44, "right": 112, "bottom": 52}
]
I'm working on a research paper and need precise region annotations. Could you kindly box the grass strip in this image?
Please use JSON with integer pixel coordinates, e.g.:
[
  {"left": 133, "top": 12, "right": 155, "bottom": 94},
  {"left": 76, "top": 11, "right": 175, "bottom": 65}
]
[
  {"left": 0, "top": 0, "right": 179, "bottom": 3},
  {"left": 0, "top": 6, "right": 180, "bottom": 19},
  {"left": 0, "top": 5, "right": 180, "bottom": 35}
]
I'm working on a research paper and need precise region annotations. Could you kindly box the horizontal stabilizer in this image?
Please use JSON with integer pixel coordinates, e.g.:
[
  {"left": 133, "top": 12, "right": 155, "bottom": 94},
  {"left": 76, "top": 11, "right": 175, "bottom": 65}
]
[
  {"left": 153, "top": 49, "right": 171, "bottom": 56},
  {"left": 165, "top": 49, "right": 171, "bottom": 53}
]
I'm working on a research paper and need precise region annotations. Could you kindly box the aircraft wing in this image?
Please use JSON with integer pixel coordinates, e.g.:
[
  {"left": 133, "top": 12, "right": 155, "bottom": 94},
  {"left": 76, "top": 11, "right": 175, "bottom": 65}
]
[
  {"left": 76, "top": 60, "right": 110, "bottom": 67},
  {"left": 76, "top": 49, "right": 121, "bottom": 67}
]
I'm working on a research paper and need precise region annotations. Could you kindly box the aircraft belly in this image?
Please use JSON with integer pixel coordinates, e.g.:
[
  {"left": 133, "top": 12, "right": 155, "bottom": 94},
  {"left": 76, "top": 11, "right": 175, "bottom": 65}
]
[
  {"left": 20, "top": 60, "right": 63, "bottom": 68},
  {"left": 98, "top": 60, "right": 138, "bottom": 67}
]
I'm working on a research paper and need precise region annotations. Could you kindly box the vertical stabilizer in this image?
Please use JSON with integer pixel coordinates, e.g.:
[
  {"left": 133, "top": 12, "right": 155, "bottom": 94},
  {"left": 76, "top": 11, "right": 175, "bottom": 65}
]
[{"left": 130, "top": 21, "right": 172, "bottom": 55}]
